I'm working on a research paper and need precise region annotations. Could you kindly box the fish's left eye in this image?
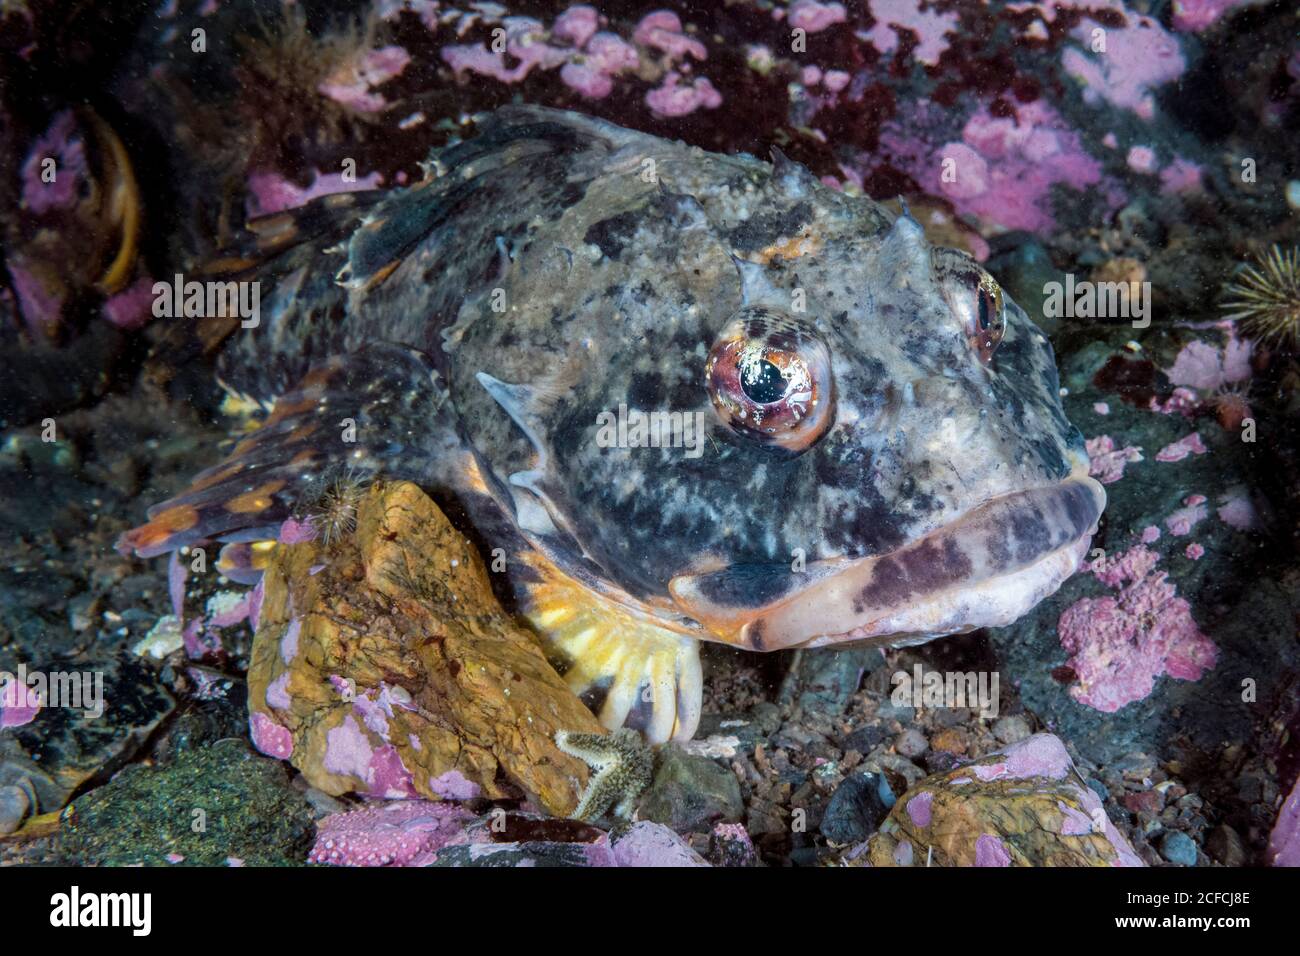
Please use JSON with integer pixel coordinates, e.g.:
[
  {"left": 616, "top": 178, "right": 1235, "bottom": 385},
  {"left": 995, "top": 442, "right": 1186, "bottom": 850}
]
[
  {"left": 705, "top": 308, "right": 834, "bottom": 452},
  {"left": 933, "top": 248, "right": 1009, "bottom": 365},
  {"left": 971, "top": 273, "right": 1006, "bottom": 363}
]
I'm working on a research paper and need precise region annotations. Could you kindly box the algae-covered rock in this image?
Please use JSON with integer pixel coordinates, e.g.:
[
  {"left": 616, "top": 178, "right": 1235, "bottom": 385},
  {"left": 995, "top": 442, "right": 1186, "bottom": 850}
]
[
  {"left": 58, "top": 739, "right": 314, "bottom": 866},
  {"left": 247, "top": 480, "right": 604, "bottom": 818},
  {"left": 845, "top": 734, "right": 1144, "bottom": 867}
]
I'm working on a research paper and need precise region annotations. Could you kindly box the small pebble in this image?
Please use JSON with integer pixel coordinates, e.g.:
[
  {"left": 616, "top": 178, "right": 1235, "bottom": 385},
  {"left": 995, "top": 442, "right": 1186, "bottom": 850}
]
[
  {"left": 1205, "top": 824, "right": 1247, "bottom": 867},
  {"left": 1123, "top": 790, "right": 1163, "bottom": 815},
  {"left": 930, "top": 727, "right": 968, "bottom": 755},
  {"left": 842, "top": 723, "right": 888, "bottom": 754},
  {"left": 894, "top": 728, "right": 928, "bottom": 759},
  {"left": 820, "top": 771, "right": 895, "bottom": 846},
  {"left": 992, "top": 715, "right": 1031, "bottom": 745},
  {"left": 0, "top": 785, "right": 31, "bottom": 835},
  {"left": 1158, "top": 830, "right": 1198, "bottom": 866},
  {"left": 874, "top": 701, "right": 915, "bottom": 723}
]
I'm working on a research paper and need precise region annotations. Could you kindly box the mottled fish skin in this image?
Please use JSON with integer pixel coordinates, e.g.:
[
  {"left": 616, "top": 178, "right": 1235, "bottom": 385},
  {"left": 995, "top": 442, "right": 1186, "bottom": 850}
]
[
  {"left": 212, "top": 118, "right": 598, "bottom": 400},
  {"left": 126, "top": 107, "right": 1103, "bottom": 738}
]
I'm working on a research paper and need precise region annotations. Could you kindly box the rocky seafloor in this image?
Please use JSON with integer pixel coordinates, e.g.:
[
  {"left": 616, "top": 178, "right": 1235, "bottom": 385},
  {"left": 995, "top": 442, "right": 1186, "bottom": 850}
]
[{"left": 2, "top": 0, "right": 1300, "bottom": 867}]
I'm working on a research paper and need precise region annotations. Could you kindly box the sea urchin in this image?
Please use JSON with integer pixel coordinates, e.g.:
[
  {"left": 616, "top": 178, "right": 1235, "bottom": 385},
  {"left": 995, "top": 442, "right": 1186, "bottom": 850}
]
[
  {"left": 298, "top": 468, "right": 371, "bottom": 546},
  {"left": 1220, "top": 245, "right": 1300, "bottom": 348}
]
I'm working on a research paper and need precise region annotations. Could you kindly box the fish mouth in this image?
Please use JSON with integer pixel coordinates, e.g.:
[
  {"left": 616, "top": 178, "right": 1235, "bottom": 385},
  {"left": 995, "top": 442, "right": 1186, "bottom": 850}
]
[{"left": 668, "top": 473, "right": 1106, "bottom": 651}]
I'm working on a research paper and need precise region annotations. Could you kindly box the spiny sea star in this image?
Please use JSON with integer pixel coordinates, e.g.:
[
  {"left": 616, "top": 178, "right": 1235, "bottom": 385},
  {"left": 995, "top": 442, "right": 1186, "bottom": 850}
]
[{"left": 555, "top": 728, "right": 654, "bottom": 822}]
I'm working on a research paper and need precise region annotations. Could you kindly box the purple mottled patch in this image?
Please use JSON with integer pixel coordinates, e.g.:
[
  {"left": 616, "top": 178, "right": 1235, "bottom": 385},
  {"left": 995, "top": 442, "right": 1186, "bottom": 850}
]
[
  {"left": 429, "top": 770, "right": 482, "bottom": 801},
  {"left": 354, "top": 696, "right": 390, "bottom": 739},
  {"left": 309, "top": 800, "right": 474, "bottom": 867},
  {"left": 1072, "top": 780, "right": 1146, "bottom": 867},
  {"left": 329, "top": 674, "right": 351, "bottom": 697},
  {"left": 168, "top": 551, "right": 187, "bottom": 619},
  {"left": 9, "top": 261, "right": 66, "bottom": 337},
  {"left": 973, "top": 733, "right": 1073, "bottom": 782},
  {"left": 1058, "top": 800, "right": 1096, "bottom": 836},
  {"left": 608, "top": 821, "right": 709, "bottom": 867},
  {"left": 366, "top": 744, "right": 417, "bottom": 799},
  {"left": 352, "top": 684, "right": 412, "bottom": 740},
  {"left": 1268, "top": 777, "right": 1300, "bottom": 867},
  {"left": 582, "top": 840, "right": 619, "bottom": 867},
  {"left": 974, "top": 834, "right": 1012, "bottom": 867},
  {"left": 266, "top": 672, "right": 291, "bottom": 710},
  {"left": 278, "top": 517, "right": 318, "bottom": 544},
  {"left": 554, "top": 5, "right": 599, "bottom": 47},
  {"left": 247, "top": 168, "right": 383, "bottom": 218},
  {"left": 906, "top": 791, "right": 934, "bottom": 827},
  {"left": 324, "top": 715, "right": 374, "bottom": 783},
  {"left": 893, "top": 838, "right": 914, "bottom": 866},
  {"left": 318, "top": 46, "right": 410, "bottom": 113},
  {"left": 248, "top": 579, "right": 265, "bottom": 632},
  {"left": 280, "top": 617, "right": 301, "bottom": 665},
  {"left": 207, "top": 593, "right": 251, "bottom": 629},
  {"left": 182, "top": 618, "right": 218, "bottom": 660},
  {"left": 249, "top": 711, "right": 293, "bottom": 760},
  {"left": 22, "top": 111, "right": 87, "bottom": 214},
  {"left": 101, "top": 277, "right": 156, "bottom": 330},
  {"left": 0, "top": 674, "right": 41, "bottom": 728}
]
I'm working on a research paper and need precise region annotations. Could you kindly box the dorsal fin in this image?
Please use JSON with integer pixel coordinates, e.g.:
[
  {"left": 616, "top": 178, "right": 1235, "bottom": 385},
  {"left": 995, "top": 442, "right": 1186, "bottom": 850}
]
[
  {"left": 730, "top": 254, "right": 784, "bottom": 307},
  {"left": 769, "top": 145, "right": 817, "bottom": 196}
]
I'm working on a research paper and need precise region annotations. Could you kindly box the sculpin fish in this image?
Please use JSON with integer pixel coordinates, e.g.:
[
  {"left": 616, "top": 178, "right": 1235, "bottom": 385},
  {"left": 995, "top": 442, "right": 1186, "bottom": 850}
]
[{"left": 121, "top": 106, "right": 1105, "bottom": 743}]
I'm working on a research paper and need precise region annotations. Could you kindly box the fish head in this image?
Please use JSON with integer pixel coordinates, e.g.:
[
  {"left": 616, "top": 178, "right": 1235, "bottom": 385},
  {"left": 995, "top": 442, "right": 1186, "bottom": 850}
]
[{"left": 460, "top": 159, "right": 1103, "bottom": 653}]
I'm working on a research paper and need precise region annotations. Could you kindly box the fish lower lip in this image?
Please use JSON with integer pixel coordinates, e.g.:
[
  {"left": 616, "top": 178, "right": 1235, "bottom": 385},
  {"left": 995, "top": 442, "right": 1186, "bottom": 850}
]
[{"left": 685, "top": 475, "right": 1106, "bottom": 652}]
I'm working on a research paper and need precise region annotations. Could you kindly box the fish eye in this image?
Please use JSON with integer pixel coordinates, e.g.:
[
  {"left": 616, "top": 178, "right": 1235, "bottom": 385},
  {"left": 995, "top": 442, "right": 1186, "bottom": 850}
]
[
  {"left": 705, "top": 307, "right": 834, "bottom": 452},
  {"left": 972, "top": 273, "right": 1006, "bottom": 363},
  {"left": 933, "top": 248, "right": 1008, "bottom": 365}
]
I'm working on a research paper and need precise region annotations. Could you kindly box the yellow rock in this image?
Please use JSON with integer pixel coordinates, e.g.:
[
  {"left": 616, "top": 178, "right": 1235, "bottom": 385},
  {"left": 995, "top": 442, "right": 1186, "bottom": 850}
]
[
  {"left": 247, "top": 480, "right": 603, "bottom": 817},
  {"left": 839, "top": 733, "right": 1144, "bottom": 867}
]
